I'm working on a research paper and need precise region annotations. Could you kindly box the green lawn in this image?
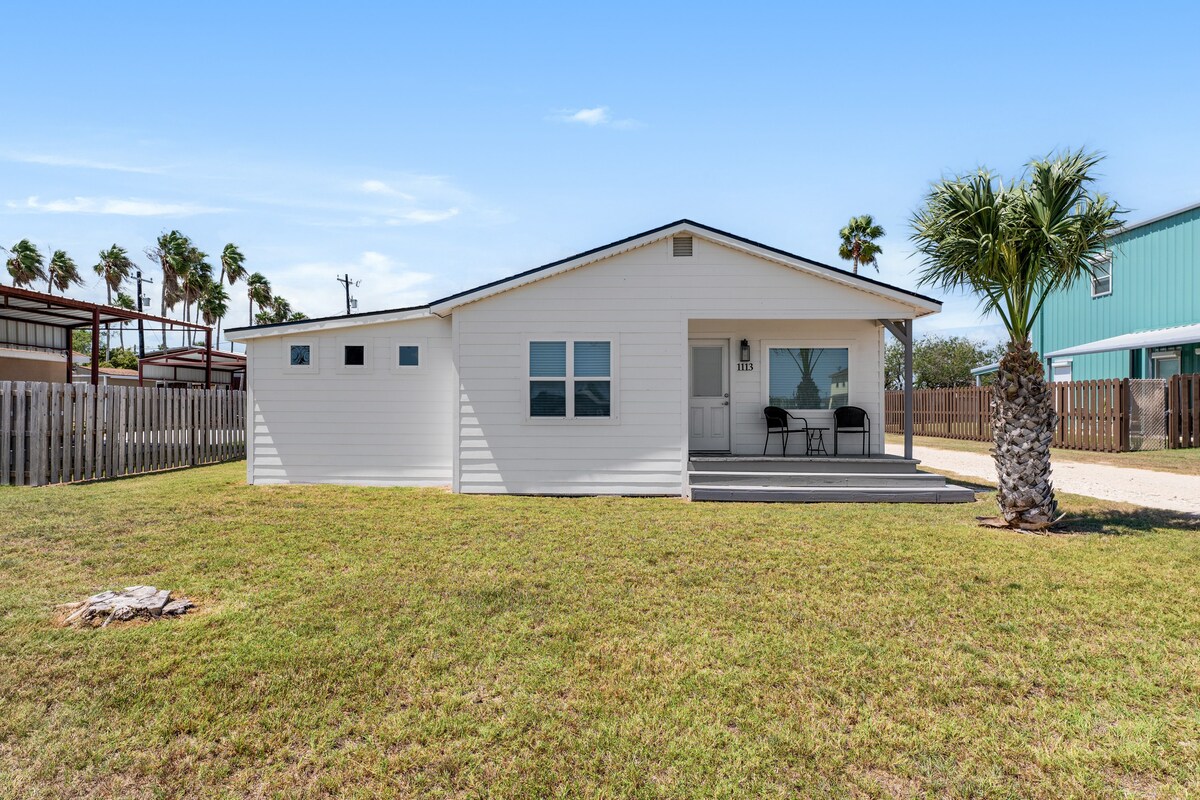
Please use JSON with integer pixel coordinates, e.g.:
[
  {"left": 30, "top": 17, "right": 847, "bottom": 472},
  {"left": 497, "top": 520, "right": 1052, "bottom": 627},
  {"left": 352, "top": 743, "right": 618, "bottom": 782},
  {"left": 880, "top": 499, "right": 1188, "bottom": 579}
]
[
  {"left": 888, "top": 433, "right": 1200, "bottom": 476},
  {"left": 2, "top": 464, "right": 1199, "bottom": 799}
]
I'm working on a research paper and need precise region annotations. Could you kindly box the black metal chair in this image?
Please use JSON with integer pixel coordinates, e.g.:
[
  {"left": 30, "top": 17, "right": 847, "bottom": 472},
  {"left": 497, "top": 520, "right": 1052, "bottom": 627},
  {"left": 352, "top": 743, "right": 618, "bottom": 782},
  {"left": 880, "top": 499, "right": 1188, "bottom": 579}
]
[
  {"left": 833, "top": 405, "right": 871, "bottom": 456},
  {"left": 763, "top": 406, "right": 809, "bottom": 455}
]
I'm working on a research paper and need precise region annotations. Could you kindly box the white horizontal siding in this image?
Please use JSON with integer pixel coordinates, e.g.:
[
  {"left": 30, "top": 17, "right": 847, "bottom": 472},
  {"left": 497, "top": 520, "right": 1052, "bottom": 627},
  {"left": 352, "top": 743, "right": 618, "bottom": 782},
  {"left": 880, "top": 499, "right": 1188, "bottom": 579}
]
[
  {"left": 246, "top": 315, "right": 453, "bottom": 486},
  {"left": 454, "top": 239, "right": 905, "bottom": 494}
]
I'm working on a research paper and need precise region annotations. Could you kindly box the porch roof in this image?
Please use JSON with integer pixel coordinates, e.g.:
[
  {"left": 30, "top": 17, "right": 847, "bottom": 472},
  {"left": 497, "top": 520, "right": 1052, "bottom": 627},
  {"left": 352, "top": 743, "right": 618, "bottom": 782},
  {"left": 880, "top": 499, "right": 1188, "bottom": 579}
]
[{"left": 1045, "top": 322, "right": 1200, "bottom": 358}]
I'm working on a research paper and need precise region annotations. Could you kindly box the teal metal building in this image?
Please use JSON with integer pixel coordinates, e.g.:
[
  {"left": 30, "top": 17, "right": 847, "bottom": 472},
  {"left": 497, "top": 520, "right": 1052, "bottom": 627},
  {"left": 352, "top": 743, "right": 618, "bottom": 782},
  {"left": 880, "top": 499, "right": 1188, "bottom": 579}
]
[{"left": 1031, "top": 202, "right": 1200, "bottom": 381}]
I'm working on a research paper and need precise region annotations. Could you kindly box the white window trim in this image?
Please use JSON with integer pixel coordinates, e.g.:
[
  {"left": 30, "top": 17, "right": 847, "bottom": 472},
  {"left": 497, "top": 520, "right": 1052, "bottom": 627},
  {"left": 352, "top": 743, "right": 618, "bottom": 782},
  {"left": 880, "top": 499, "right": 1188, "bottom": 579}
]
[
  {"left": 1151, "top": 349, "right": 1181, "bottom": 379},
  {"left": 390, "top": 339, "right": 425, "bottom": 373},
  {"left": 1091, "top": 256, "right": 1113, "bottom": 298},
  {"left": 525, "top": 337, "right": 619, "bottom": 424},
  {"left": 760, "top": 340, "right": 853, "bottom": 413},
  {"left": 283, "top": 339, "right": 317, "bottom": 373},
  {"left": 337, "top": 339, "right": 371, "bottom": 373},
  {"left": 1051, "top": 358, "right": 1073, "bottom": 382}
]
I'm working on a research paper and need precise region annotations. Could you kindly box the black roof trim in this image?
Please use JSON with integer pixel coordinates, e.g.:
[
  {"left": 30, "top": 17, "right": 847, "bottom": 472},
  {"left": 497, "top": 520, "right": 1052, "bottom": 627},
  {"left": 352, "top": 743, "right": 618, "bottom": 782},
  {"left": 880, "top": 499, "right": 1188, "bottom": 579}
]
[
  {"left": 225, "top": 303, "right": 429, "bottom": 334},
  {"left": 429, "top": 218, "right": 940, "bottom": 308},
  {"left": 228, "top": 219, "right": 939, "bottom": 335}
]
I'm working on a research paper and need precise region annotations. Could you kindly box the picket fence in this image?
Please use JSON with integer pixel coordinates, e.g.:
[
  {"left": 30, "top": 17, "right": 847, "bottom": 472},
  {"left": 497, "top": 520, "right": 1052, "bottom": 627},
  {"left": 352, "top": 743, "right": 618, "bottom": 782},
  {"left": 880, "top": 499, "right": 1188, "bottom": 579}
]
[{"left": 1, "top": 381, "right": 246, "bottom": 486}]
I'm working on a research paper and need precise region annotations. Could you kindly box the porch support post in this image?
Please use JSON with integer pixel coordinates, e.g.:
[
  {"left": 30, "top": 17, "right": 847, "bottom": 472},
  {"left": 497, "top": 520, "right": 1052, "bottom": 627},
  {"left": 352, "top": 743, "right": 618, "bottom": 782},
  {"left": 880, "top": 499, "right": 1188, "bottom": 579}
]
[
  {"left": 903, "top": 321, "right": 913, "bottom": 460},
  {"left": 90, "top": 309, "right": 101, "bottom": 386},
  {"left": 204, "top": 329, "right": 213, "bottom": 389},
  {"left": 65, "top": 334, "right": 74, "bottom": 383},
  {"left": 880, "top": 319, "right": 914, "bottom": 460}
]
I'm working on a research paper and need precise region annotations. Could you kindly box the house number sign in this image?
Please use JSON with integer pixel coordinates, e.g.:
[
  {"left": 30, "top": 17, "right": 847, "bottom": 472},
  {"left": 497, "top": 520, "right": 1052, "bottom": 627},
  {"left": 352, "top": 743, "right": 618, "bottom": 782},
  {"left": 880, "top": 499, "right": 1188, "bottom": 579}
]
[{"left": 736, "top": 362, "right": 755, "bottom": 371}]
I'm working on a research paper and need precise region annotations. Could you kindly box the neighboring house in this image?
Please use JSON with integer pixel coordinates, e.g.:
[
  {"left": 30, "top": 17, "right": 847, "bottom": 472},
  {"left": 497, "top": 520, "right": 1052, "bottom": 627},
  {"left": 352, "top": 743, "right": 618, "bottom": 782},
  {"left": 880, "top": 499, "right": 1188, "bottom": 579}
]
[
  {"left": 0, "top": 347, "right": 66, "bottom": 383},
  {"left": 0, "top": 348, "right": 139, "bottom": 386},
  {"left": 71, "top": 359, "right": 141, "bottom": 387},
  {"left": 1032, "top": 202, "right": 1200, "bottom": 381},
  {"left": 226, "top": 220, "right": 945, "bottom": 496}
]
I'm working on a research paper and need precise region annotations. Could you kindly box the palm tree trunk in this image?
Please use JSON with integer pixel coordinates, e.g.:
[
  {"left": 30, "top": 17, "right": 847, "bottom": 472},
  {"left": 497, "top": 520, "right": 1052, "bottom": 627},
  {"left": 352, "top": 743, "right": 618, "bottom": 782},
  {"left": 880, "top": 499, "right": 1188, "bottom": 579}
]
[{"left": 992, "top": 338, "right": 1059, "bottom": 529}]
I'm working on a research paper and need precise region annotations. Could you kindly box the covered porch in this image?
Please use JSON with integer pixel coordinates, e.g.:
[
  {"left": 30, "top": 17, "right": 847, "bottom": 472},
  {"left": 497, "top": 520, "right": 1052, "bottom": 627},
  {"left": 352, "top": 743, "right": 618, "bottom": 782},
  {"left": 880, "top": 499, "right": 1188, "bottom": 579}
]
[{"left": 684, "top": 316, "right": 968, "bottom": 502}]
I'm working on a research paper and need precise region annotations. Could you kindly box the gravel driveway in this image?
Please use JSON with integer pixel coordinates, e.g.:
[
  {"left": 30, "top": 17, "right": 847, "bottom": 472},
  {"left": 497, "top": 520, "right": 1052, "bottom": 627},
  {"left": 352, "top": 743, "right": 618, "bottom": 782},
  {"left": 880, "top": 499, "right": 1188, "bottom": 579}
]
[{"left": 886, "top": 442, "right": 1200, "bottom": 515}]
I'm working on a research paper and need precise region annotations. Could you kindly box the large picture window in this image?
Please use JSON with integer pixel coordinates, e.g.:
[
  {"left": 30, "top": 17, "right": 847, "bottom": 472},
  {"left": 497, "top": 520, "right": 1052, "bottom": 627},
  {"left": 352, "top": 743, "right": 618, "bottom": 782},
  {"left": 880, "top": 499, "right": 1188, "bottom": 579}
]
[
  {"left": 529, "top": 339, "right": 612, "bottom": 418},
  {"left": 768, "top": 347, "right": 849, "bottom": 409}
]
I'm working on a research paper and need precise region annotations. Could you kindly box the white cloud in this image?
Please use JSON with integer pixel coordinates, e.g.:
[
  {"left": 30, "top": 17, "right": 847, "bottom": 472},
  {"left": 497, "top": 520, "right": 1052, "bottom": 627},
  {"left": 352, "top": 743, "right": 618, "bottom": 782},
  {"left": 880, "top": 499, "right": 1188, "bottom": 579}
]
[
  {"left": 359, "top": 179, "right": 415, "bottom": 201},
  {"left": 5, "top": 153, "right": 161, "bottom": 174},
  {"left": 386, "top": 207, "right": 459, "bottom": 224},
  {"left": 279, "top": 251, "right": 434, "bottom": 317},
  {"left": 554, "top": 106, "right": 641, "bottom": 129},
  {"left": 569, "top": 107, "right": 610, "bottom": 125},
  {"left": 8, "top": 195, "right": 224, "bottom": 217}
]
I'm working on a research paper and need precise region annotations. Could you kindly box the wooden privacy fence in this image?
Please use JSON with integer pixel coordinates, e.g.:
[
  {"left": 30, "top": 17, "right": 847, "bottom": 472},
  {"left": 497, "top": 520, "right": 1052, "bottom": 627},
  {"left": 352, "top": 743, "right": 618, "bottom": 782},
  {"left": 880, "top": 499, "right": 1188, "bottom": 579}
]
[
  {"left": 1168, "top": 373, "right": 1200, "bottom": 449},
  {"left": 1, "top": 381, "right": 246, "bottom": 486},
  {"left": 884, "top": 386, "right": 992, "bottom": 442},
  {"left": 886, "top": 378, "right": 1133, "bottom": 453},
  {"left": 1051, "top": 379, "right": 1127, "bottom": 452}
]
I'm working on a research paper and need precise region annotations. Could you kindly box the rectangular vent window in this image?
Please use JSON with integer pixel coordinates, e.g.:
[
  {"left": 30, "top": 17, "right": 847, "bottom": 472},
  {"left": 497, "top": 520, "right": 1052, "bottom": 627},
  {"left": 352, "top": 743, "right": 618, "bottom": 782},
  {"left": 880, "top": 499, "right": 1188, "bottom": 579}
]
[{"left": 672, "top": 235, "right": 693, "bottom": 257}]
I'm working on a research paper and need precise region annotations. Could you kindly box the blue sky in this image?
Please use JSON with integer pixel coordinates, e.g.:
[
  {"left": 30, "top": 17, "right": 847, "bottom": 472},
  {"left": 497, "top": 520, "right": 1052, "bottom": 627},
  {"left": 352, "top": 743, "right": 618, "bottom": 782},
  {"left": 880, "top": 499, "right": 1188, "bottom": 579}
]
[{"left": 4, "top": 2, "right": 1199, "bottom": 347}]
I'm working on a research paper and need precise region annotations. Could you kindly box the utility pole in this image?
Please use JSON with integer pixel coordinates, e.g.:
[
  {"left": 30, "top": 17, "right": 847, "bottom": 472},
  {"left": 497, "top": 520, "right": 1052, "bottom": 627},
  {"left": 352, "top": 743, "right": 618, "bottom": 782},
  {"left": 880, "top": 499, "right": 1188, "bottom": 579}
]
[
  {"left": 336, "top": 273, "right": 360, "bottom": 316},
  {"left": 135, "top": 270, "right": 155, "bottom": 359}
]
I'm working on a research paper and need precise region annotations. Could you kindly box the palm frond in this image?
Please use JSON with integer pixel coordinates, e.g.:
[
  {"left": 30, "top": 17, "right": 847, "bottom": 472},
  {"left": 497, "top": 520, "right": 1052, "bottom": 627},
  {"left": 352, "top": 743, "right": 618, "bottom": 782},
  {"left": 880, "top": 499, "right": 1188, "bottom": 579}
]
[{"left": 910, "top": 153, "right": 1122, "bottom": 343}]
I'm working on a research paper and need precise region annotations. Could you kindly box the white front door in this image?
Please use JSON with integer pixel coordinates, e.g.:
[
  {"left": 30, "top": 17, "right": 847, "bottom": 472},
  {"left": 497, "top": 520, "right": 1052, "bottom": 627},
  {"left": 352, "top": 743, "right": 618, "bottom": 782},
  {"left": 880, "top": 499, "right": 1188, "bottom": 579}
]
[{"left": 689, "top": 340, "right": 730, "bottom": 451}]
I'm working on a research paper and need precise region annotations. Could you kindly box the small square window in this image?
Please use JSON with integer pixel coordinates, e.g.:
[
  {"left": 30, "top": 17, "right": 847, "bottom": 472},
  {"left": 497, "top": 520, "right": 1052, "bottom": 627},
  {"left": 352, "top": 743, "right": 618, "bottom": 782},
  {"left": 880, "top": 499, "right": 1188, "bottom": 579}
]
[
  {"left": 289, "top": 344, "right": 311, "bottom": 366},
  {"left": 397, "top": 345, "right": 419, "bottom": 367},
  {"left": 344, "top": 345, "right": 365, "bottom": 366}
]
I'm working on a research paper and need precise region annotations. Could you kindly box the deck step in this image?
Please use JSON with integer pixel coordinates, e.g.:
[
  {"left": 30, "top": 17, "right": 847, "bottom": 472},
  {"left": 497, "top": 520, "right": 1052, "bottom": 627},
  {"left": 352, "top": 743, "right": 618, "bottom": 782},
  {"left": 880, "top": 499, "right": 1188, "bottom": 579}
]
[
  {"left": 687, "top": 457, "right": 919, "bottom": 474},
  {"left": 690, "top": 484, "right": 977, "bottom": 504},
  {"left": 688, "top": 471, "right": 946, "bottom": 488}
]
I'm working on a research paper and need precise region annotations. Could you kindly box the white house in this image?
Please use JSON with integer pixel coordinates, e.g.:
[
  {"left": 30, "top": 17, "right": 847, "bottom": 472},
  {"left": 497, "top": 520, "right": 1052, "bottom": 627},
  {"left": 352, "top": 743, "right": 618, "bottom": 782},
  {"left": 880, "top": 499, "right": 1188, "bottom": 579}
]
[{"left": 226, "top": 220, "right": 966, "bottom": 502}]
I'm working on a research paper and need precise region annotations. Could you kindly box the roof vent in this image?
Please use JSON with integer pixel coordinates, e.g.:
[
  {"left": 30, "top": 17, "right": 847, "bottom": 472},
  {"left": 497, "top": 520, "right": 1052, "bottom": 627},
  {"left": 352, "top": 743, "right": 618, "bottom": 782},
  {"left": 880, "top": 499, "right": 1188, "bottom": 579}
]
[{"left": 672, "top": 235, "right": 693, "bottom": 257}]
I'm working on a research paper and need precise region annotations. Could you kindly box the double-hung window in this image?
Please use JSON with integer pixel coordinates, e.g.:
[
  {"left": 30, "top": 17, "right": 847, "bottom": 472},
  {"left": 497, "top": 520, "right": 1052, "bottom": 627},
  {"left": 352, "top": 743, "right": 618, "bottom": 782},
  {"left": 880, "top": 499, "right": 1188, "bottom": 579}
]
[
  {"left": 1091, "top": 255, "right": 1112, "bottom": 297},
  {"left": 529, "top": 339, "right": 612, "bottom": 418}
]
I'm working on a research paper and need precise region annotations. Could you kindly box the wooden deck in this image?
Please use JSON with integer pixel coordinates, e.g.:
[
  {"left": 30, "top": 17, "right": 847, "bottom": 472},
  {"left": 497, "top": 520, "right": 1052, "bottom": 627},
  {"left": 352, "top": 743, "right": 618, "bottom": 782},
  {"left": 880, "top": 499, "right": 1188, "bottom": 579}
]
[{"left": 687, "top": 454, "right": 975, "bottom": 503}]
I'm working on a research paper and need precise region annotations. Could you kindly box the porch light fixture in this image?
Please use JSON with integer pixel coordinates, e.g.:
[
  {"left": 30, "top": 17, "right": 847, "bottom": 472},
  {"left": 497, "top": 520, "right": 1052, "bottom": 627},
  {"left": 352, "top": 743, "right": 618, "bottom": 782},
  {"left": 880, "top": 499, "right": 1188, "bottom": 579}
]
[{"left": 740, "top": 339, "right": 751, "bottom": 362}]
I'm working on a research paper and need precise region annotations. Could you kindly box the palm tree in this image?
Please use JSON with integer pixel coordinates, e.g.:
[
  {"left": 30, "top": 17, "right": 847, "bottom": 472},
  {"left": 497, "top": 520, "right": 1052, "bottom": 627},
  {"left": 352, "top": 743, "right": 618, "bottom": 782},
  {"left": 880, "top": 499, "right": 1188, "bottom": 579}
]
[
  {"left": 197, "top": 279, "right": 230, "bottom": 342},
  {"left": 94, "top": 244, "right": 135, "bottom": 360},
  {"left": 217, "top": 244, "right": 246, "bottom": 345},
  {"left": 47, "top": 250, "right": 84, "bottom": 295},
  {"left": 148, "top": 230, "right": 188, "bottom": 317},
  {"left": 3, "top": 239, "right": 47, "bottom": 288},
  {"left": 838, "top": 215, "right": 886, "bottom": 274},
  {"left": 246, "top": 272, "right": 272, "bottom": 325},
  {"left": 268, "top": 295, "right": 291, "bottom": 322},
  {"left": 910, "top": 150, "right": 1121, "bottom": 530},
  {"left": 255, "top": 295, "right": 298, "bottom": 325}
]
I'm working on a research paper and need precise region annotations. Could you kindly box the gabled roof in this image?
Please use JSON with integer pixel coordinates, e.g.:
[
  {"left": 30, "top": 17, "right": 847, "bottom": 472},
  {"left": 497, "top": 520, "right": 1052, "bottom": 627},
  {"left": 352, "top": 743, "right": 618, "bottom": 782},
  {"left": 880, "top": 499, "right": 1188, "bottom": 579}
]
[
  {"left": 428, "top": 219, "right": 941, "bottom": 314},
  {"left": 226, "top": 219, "right": 940, "bottom": 340}
]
